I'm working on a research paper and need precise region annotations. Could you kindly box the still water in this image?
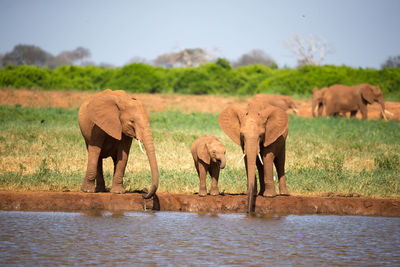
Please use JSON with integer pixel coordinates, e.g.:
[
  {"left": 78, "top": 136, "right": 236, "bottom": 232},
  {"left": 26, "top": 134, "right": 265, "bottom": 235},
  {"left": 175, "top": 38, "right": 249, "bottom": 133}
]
[{"left": 0, "top": 211, "right": 399, "bottom": 266}]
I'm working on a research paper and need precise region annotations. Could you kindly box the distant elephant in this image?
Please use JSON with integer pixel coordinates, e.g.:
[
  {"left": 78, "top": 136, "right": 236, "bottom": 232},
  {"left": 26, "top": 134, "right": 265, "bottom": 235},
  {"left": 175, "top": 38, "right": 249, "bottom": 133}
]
[
  {"left": 191, "top": 135, "right": 226, "bottom": 197},
  {"left": 323, "top": 84, "right": 387, "bottom": 120},
  {"left": 312, "top": 87, "right": 328, "bottom": 117},
  {"left": 251, "top": 94, "right": 298, "bottom": 114},
  {"left": 78, "top": 89, "right": 158, "bottom": 198},
  {"left": 219, "top": 99, "right": 289, "bottom": 213}
]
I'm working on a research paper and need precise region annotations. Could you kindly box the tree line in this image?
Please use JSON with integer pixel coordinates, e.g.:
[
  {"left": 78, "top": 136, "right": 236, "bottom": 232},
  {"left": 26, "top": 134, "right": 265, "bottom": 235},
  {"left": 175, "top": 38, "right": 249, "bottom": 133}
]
[{"left": 1, "top": 60, "right": 399, "bottom": 99}]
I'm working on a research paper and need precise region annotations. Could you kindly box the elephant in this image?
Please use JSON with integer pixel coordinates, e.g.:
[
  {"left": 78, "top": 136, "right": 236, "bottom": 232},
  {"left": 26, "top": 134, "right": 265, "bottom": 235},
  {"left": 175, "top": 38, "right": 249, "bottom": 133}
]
[
  {"left": 191, "top": 135, "right": 226, "bottom": 197},
  {"left": 219, "top": 99, "right": 289, "bottom": 213},
  {"left": 251, "top": 94, "right": 298, "bottom": 114},
  {"left": 312, "top": 87, "right": 328, "bottom": 117},
  {"left": 78, "top": 89, "right": 158, "bottom": 199},
  {"left": 323, "top": 84, "right": 387, "bottom": 120}
]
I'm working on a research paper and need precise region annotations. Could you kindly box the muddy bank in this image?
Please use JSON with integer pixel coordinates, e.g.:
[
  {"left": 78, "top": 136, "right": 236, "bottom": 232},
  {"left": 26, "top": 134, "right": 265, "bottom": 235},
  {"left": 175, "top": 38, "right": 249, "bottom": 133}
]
[{"left": 0, "top": 191, "right": 399, "bottom": 217}]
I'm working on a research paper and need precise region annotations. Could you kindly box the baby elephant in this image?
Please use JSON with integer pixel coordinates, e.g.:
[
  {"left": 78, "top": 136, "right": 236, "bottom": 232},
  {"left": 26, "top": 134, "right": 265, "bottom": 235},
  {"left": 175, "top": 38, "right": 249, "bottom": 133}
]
[{"left": 191, "top": 135, "right": 226, "bottom": 197}]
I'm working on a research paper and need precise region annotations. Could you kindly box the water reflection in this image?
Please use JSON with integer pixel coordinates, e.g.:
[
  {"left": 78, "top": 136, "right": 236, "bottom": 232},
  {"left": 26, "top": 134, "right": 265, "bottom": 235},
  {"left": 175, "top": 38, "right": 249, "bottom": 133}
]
[{"left": 0, "top": 211, "right": 399, "bottom": 266}]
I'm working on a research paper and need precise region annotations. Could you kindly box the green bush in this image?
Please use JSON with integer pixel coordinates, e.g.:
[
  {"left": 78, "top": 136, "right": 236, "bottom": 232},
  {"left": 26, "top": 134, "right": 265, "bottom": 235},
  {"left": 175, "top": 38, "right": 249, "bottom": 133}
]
[{"left": 1, "top": 63, "right": 400, "bottom": 99}]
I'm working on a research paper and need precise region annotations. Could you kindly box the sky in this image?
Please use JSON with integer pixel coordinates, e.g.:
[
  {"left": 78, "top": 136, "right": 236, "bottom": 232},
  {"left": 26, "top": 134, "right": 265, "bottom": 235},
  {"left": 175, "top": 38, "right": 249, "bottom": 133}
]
[{"left": 0, "top": 0, "right": 399, "bottom": 68}]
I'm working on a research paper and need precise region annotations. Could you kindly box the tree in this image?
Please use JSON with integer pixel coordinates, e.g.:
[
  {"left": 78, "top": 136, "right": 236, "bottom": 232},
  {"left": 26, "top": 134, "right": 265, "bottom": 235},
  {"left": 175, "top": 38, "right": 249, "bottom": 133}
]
[
  {"left": 126, "top": 56, "right": 149, "bottom": 65},
  {"left": 2, "top": 44, "right": 52, "bottom": 66},
  {"left": 285, "top": 34, "right": 333, "bottom": 67},
  {"left": 57, "top": 46, "right": 91, "bottom": 65},
  {"left": 381, "top": 55, "right": 400, "bottom": 69},
  {"left": 153, "top": 48, "right": 216, "bottom": 68},
  {"left": 233, "top": 49, "right": 277, "bottom": 68}
]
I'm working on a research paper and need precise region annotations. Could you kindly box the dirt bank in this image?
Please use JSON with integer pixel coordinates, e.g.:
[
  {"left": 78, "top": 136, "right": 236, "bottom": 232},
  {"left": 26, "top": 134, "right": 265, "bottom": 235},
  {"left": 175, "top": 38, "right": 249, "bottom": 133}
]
[
  {"left": 1, "top": 88, "right": 399, "bottom": 119},
  {"left": 1, "top": 191, "right": 399, "bottom": 217}
]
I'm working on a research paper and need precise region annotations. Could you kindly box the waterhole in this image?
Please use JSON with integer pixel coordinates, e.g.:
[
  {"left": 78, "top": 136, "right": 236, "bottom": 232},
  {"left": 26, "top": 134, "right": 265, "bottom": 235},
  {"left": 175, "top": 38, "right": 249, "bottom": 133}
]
[{"left": 0, "top": 211, "right": 399, "bottom": 265}]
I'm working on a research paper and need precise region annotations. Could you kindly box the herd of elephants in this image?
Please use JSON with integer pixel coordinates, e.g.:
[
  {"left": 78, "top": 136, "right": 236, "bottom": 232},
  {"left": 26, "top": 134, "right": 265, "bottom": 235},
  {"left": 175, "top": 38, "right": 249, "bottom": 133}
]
[{"left": 77, "top": 83, "right": 389, "bottom": 213}]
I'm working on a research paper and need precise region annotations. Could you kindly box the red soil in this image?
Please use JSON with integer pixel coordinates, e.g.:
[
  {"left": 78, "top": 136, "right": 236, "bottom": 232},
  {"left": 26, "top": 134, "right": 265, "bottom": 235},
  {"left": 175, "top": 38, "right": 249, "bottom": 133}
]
[{"left": 1, "top": 88, "right": 399, "bottom": 119}]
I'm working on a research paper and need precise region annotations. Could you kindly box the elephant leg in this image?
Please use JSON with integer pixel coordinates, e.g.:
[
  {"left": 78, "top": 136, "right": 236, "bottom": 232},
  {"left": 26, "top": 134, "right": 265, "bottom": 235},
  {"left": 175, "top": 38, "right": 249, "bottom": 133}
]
[
  {"left": 81, "top": 144, "right": 102, "bottom": 193},
  {"left": 257, "top": 159, "right": 265, "bottom": 196},
  {"left": 274, "top": 147, "right": 289, "bottom": 196},
  {"left": 318, "top": 103, "right": 323, "bottom": 117},
  {"left": 198, "top": 162, "right": 208, "bottom": 197},
  {"left": 360, "top": 104, "right": 368, "bottom": 119},
  {"left": 262, "top": 152, "right": 277, "bottom": 197},
  {"left": 350, "top": 110, "right": 357, "bottom": 117},
  {"left": 209, "top": 165, "right": 220, "bottom": 196},
  {"left": 95, "top": 158, "right": 106, "bottom": 192},
  {"left": 111, "top": 136, "right": 132, "bottom": 194}
]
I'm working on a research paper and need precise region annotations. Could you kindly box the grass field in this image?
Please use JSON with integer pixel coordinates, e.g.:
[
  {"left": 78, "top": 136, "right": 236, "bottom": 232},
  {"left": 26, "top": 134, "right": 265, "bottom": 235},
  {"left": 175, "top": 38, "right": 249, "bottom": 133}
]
[{"left": 0, "top": 105, "right": 399, "bottom": 197}]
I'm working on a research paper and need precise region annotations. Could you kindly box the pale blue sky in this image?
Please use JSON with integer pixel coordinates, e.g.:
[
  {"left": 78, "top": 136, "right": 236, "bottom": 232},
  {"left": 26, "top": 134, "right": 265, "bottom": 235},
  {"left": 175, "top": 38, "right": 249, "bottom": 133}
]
[{"left": 1, "top": 0, "right": 399, "bottom": 68}]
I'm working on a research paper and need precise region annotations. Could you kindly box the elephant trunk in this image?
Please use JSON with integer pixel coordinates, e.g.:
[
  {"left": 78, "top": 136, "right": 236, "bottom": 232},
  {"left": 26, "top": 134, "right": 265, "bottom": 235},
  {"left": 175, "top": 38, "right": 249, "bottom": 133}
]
[
  {"left": 219, "top": 157, "right": 226, "bottom": 169},
  {"left": 311, "top": 99, "right": 317, "bottom": 117},
  {"left": 141, "top": 129, "right": 159, "bottom": 199},
  {"left": 244, "top": 140, "right": 258, "bottom": 213},
  {"left": 378, "top": 98, "right": 387, "bottom": 121}
]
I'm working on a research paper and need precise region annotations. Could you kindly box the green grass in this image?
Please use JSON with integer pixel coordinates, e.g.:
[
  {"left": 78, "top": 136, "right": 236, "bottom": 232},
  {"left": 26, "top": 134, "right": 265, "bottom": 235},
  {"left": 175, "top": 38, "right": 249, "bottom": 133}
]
[{"left": 0, "top": 105, "right": 399, "bottom": 197}]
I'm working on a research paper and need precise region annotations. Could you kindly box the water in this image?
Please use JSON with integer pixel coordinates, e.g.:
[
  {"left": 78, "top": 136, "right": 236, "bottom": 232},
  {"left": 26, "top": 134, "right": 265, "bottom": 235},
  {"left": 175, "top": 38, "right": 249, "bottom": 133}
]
[{"left": 0, "top": 211, "right": 399, "bottom": 266}]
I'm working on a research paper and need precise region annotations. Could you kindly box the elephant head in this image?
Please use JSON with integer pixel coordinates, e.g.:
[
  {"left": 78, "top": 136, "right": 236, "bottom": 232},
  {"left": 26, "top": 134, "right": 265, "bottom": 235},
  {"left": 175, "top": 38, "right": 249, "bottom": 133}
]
[
  {"left": 312, "top": 87, "right": 327, "bottom": 117},
  {"left": 219, "top": 101, "right": 289, "bottom": 213},
  {"left": 87, "top": 89, "right": 158, "bottom": 198},
  {"left": 359, "top": 84, "right": 387, "bottom": 120},
  {"left": 197, "top": 136, "right": 226, "bottom": 169},
  {"left": 251, "top": 94, "right": 298, "bottom": 114},
  {"left": 281, "top": 95, "right": 298, "bottom": 114}
]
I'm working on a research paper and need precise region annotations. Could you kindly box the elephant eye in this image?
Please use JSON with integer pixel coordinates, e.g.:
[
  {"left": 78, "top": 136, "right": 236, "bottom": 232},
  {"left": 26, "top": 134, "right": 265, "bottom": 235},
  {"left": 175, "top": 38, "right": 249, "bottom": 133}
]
[{"left": 130, "top": 120, "right": 135, "bottom": 124}]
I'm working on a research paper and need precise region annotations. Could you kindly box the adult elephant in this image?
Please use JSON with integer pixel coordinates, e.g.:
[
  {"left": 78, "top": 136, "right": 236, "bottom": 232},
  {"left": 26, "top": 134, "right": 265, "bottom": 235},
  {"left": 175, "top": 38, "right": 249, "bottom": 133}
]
[
  {"left": 312, "top": 87, "right": 328, "bottom": 117},
  {"left": 78, "top": 89, "right": 158, "bottom": 199},
  {"left": 251, "top": 94, "right": 298, "bottom": 114},
  {"left": 219, "top": 99, "right": 289, "bottom": 213},
  {"left": 323, "top": 84, "right": 387, "bottom": 120}
]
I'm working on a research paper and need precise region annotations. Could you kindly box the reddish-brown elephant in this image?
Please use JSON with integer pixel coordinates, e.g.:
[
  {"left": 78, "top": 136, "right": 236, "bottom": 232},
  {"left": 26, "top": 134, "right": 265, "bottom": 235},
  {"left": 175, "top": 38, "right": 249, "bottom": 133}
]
[
  {"left": 78, "top": 89, "right": 158, "bottom": 198},
  {"left": 191, "top": 135, "right": 226, "bottom": 197},
  {"left": 323, "top": 84, "right": 387, "bottom": 120},
  {"left": 251, "top": 94, "right": 298, "bottom": 114},
  {"left": 312, "top": 87, "right": 328, "bottom": 117},
  {"left": 219, "top": 99, "right": 289, "bottom": 213}
]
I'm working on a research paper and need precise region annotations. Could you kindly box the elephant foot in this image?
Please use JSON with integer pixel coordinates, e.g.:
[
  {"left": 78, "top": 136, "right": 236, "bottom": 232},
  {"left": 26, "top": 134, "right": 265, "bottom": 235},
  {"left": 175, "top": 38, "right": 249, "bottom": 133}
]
[
  {"left": 110, "top": 185, "right": 126, "bottom": 194},
  {"left": 279, "top": 192, "right": 290, "bottom": 196},
  {"left": 81, "top": 180, "right": 95, "bottom": 193},
  {"left": 198, "top": 189, "right": 207, "bottom": 197},
  {"left": 263, "top": 192, "right": 277, "bottom": 198},
  {"left": 210, "top": 188, "right": 219, "bottom": 196}
]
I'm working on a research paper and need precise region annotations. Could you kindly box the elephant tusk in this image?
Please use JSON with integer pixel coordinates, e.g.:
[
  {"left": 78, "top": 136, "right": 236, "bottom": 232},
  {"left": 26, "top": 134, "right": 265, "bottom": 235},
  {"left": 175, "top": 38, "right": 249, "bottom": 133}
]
[
  {"left": 258, "top": 153, "right": 263, "bottom": 165},
  {"left": 137, "top": 139, "right": 145, "bottom": 154},
  {"left": 385, "top": 110, "right": 394, "bottom": 116},
  {"left": 293, "top": 108, "right": 299, "bottom": 114},
  {"left": 238, "top": 154, "right": 246, "bottom": 165},
  {"left": 380, "top": 108, "right": 388, "bottom": 121}
]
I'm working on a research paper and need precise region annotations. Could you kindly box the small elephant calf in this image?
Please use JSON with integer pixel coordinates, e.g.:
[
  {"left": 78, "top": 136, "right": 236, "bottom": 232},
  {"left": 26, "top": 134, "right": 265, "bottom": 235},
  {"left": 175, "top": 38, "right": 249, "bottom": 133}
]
[{"left": 191, "top": 135, "right": 226, "bottom": 197}]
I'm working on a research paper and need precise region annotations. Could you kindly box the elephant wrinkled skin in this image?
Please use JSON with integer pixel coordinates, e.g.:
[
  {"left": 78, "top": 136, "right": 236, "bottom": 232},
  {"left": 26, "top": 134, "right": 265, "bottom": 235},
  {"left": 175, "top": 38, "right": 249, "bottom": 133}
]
[
  {"left": 191, "top": 135, "right": 226, "bottom": 197},
  {"left": 219, "top": 99, "right": 289, "bottom": 213},
  {"left": 78, "top": 89, "right": 158, "bottom": 198}
]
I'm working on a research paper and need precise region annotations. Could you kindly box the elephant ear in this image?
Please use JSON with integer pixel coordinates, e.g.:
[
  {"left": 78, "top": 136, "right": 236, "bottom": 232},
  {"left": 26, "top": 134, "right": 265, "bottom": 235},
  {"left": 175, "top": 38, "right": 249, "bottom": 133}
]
[
  {"left": 197, "top": 142, "right": 211, "bottom": 164},
  {"left": 361, "top": 85, "right": 374, "bottom": 104},
  {"left": 87, "top": 91, "right": 122, "bottom": 140},
  {"left": 262, "top": 107, "right": 289, "bottom": 147},
  {"left": 219, "top": 104, "right": 245, "bottom": 145}
]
